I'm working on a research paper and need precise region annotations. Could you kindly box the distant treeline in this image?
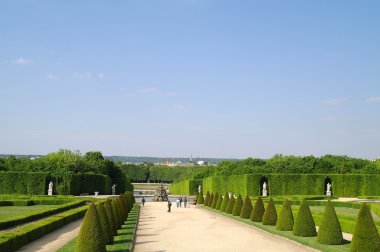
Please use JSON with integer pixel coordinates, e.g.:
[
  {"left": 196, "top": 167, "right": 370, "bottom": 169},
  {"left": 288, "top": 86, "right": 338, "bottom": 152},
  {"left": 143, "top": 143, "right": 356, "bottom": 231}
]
[{"left": 106, "top": 156, "right": 239, "bottom": 164}]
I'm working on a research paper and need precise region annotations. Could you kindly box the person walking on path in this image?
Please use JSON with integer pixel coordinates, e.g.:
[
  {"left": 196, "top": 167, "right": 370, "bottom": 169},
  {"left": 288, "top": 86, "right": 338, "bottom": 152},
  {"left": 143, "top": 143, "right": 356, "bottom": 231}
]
[
  {"left": 179, "top": 197, "right": 183, "bottom": 207},
  {"left": 167, "top": 199, "right": 172, "bottom": 213},
  {"left": 184, "top": 197, "right": 188, "bottom": 208},
  {"left": 176, "top": 197, "right": 180, "bottom": 208},
  {"left": 141, "top": 197, "right": 145, "bottom": 207}
]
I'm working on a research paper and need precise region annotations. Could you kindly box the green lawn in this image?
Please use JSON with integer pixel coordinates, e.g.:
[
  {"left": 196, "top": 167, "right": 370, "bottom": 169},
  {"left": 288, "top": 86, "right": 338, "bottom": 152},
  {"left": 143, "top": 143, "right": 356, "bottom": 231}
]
[{"left": 0, "top": 205, "right": 57, "bottom": 219}]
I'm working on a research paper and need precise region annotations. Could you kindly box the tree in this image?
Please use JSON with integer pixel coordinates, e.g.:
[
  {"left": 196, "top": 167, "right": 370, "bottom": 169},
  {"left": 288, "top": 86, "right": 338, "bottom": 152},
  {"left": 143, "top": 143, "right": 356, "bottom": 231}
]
[
  {"left": 351, "top": 203, "right": 380, "bottom": 251},
  {"left": 276, "top": 199, "right": 294, "bottom": 231},
  {"left": 293, "top": 199, "right": 317, "bottom": 237},
  {"left": 232, "top": 194, "right": 243, "bottom": 216},
  {"left": 96, "top": 202, "right": 113, "bottom": 244},
  {"left": 240, "top": 195, "right": 253, "bottom": 219},
  {"left": 220, "top": 192, "right": 229, "bottom": 212},
  {"left": 250, "top": 196, "right": 265, "bottom": 222},
  {"left": 226, "top": 195, "right": 236, "bottom": 214},
  {"left": 317, "top": 200, "right": 343, "bottom": 245},
  {"left": 262, "top": 198, "right": 277, "bottom": 226},
  {"left": 75, "top": 203, "right": 106, "bottom": 252}
]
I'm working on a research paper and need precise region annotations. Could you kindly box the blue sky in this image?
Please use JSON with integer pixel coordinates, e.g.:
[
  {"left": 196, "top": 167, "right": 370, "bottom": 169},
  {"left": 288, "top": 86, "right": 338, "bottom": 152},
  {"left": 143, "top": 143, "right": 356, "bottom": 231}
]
[{"left": 0, "top": 1, "right": 379, "bottom": 159}]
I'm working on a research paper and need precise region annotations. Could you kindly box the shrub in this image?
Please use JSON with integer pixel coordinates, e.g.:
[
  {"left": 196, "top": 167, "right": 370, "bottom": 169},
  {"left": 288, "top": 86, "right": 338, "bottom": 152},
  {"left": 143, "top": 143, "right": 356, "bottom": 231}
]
[
  {"left": 204, "top": 191, "right": 210, "bottom": 206},
  {"left": 104, "top": 199, "right": 117, "bottom": 236},
  {"left": 208, "top": 193, "right": 214, "bottom": 207},
  {"left": 262, "top": 198, "right": 277, "bottom": 226},
  {"left": 96, "top": 202, "right": 113, "bottom": 245},
  {"left": 351, "top": 203, "right": 380, "bottom": 251},
  {"left": 216, "top": 194, "right": 223, "bottom": 210},
  {"left": 111, "top": 200, "right": 121, "bottom": 229},
  {"left": 232, "top": 194, "right": 243, "bottom": 216},
  {"left": 250, "top": 196, "right": 265, "bottom": 222},
  {"left": 276, "top": 199, "right": 294, "bottom": 231},
  {"left": 240, "top": 195, "right": 253, "bottom": 219},
  {"left": 211, "top": 192, "right": 219, "bottom": 209},
  {"left": 116, "top": 196, "right": 126, "bottom": 222},
  {"left": 75, "top": 203, "right": 106, "bottom": 252},
  {"left": 317, "top": 200, "right": 343, "bottom": 245},
  {"left": 197, "top": 187, "right": 204, "bottom": 204},
  {"left": 220, "top": 192, "right": 229, "bottom": 212},
  {"left": 293, "top": 199, "right": 317, "bottom": 237},
  {"left": 226, "top": 195, "right": 236, "bottom": 214}
]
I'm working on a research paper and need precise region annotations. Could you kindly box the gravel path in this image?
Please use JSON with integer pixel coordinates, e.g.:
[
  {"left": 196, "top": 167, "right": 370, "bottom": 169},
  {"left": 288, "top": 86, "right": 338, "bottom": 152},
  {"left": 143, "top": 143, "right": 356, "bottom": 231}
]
[{"left": 134, "top": 202, "right": 318, "bottom": 252}]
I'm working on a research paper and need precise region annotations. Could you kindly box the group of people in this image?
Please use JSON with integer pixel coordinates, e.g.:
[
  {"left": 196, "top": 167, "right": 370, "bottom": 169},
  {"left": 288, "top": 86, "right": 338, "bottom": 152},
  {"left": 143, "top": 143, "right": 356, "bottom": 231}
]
[{"left": 176, "top": 196, "right": 188, "bottom": 208}]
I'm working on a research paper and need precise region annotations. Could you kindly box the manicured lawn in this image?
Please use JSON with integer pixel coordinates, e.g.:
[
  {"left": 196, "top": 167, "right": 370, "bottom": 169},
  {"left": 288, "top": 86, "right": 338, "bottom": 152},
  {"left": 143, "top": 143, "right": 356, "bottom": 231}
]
[{"left": 0, "top": 205, "right": 57, "bottom": 219}]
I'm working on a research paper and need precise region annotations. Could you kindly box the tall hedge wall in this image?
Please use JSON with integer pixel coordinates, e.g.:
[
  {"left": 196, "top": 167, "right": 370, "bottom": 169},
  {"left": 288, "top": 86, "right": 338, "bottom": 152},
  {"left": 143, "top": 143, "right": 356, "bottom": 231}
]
[
  {"left": 170, "top": 179, "right": 202, "bottom": 195},
  {"left": 202, "top": 174, "right": 380, "bottom": 197},
  {"left": 0, "top": 172, "right": 48, "bottom": 194}
]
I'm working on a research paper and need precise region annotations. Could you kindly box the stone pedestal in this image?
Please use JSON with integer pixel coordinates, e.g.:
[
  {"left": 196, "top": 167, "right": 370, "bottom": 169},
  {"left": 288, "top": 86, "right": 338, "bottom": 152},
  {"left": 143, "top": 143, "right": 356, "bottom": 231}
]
[
  {"left": 262, "top": 189, "right": 267, "bottom": 197},
  {"left": 326, "top": 191, "right": 331, "bottom": 196},
  {"left": 48, "top": 189, "right": 53, "bottom": 196},
  {"left": 95, "top": 191, "right": 99, "bottom": 197}
]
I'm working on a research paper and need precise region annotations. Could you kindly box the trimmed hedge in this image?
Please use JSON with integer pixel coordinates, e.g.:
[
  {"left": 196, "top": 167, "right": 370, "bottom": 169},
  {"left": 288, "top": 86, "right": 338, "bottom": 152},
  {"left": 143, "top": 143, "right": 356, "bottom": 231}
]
[
  {"left": 97, "top": 203, "right": 113, "bottom": 245},
  {"left": 104, "top": 199, "right": 117, "bottom": 236},
  {"left": 317, "top": 200, "right": 343, "bottom": 245},
  {"left": 351, "top": 203, "right": 380, "bottom": 251},
  {"left": 262, "top": 198, "right": 277, "bottom": 226},
  {"left": 276, "top": 199, "right": 294, "bottom": 231},
  {"left": 226, "top": 196, "right": 235, "bottom": 214},
  {"left": 220, "top": 192, "right": 229, "bottom": 212},
  {"left": 211, "top": 192, "right": 219, "bottom": 209},
  {"left": 0, "top": 200, "right": 86, "bottom": 229},
  {"left": 293, "top": 199, "right": 317, "bottom": 237},
  {"left": 250, "top": 196, "right": 265, "bottom": 222},
  {"left": 0, "top": 172, "right": 48, "bottom": 194},
  {"left": 196, "top": 187, "right": 204, "bottom": 204},
  {"left": 0, "top": 205, "right": 88, "bottom": 251},
  {"left": 240, "top": 195, "right": 253, "bottom": 219},
  {"left": 169, "top": 179, "right": 202, "bottom": 195},
  {"left": 215, "top": 194, "right": 223, "bottom": 210},
  {"left": 208, "top": 193, "right": 214, "bottom": 207},
  {"left": 0, "top": 200, "right": 34, "bottom": 206},
  {"left": 204, "top": 191, "right": 211, "bottom": 206},
  {"left": 232, "top": 194, "right": 243, "bottom": 216}
]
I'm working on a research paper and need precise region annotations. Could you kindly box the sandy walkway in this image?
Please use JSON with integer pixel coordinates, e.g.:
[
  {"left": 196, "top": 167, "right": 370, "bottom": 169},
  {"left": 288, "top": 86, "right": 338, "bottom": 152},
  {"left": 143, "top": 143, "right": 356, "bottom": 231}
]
[
  {"left": 16, "top": 218, "right": 83, "bottom": 252},
  {"left": 134, "top": 202, "right": 318, "bottom": 252}
]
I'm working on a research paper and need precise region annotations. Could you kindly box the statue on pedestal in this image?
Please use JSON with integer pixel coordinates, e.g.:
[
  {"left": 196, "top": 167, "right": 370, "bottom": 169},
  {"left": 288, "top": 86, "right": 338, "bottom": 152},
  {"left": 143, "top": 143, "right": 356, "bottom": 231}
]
[
  {"left": 262, "top": 182, "right": 268, "bottom": 197},
  {"left": 48, "top": 181, "right": 53, "bottom": 196},
  {"left": 326, "top": 182, "right": 332, "bottom": 196},
  {"left": 112, "top": 184, "right": 116, "bottom": 195}
]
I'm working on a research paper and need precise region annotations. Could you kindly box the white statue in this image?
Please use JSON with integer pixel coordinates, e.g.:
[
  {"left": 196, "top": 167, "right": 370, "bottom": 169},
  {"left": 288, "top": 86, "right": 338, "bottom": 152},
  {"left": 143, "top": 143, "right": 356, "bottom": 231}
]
[
  {"left": 48, "top": 181, "right": 53, "bottom": 196},
  {"left": 198, "top": 185, "right": 202, "bottom": 193},
  {"left": 262, "top": 182, "right": 268, "bottom": 196},
  {"left": 112, "top": 184, "right": 116, "bottom": 195},
  {"left": 326, "top": 182, "right": 332, "bottom": 196}
]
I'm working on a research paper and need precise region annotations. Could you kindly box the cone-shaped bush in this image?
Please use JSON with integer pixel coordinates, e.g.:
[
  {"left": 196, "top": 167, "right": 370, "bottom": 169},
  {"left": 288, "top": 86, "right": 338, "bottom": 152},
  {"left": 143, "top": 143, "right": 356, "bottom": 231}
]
[
  {"left": 276, "top": 199, "right": 294, "bottom": 231},
  {"left": 262, "top": 198, "right": 277, "bottom": 226},
  {"left": 240, "top": 195, "right": 253, "bottom": 219},
  {"left": 250, "top": 196, "right": 265, "bottom": 222},
  {"left": 293, "top": 199, "right": 317, "bottom": 237},
  {"left": 97, "top": 202, "right": 113, "bottom": 244},
  {"left": 220, "top": 192, "right": 229, "bottom": 212},
  {"left": 104, "top": 199, "right": 117, "bottom": 235},
  {"left": 211, "top": 192, "right": 219, "bottom": 209},
  {"left": 204, "top": 191, "right": 210, "bottom": 206},
  {"left": 232, "top": 194, "right": 243, "bottom": 216},
  {"left": 115, "top": 197, "right": 124, "bottom": 222},
  {"left": 75, "top": 203, "right": 106, "bottom": 252},
  {"left": 351, "top": 203, "right": 380, "bottom": 251},
  {"left": 216, "top": 194, "right": 223, "bottom": 210},
  {"left": 195, "top": 192, "right": 199, "bottom": 203},
  {"left": 117, "top": 196, "right": 127, "bottom": 222},
  {"left": 317, "top": 200, "right": 343, "bottom": 245},
  {"left": 197, "top": 188, "right": 204, "bottom": 204},
  {"left": 111, "top": 199, "right": 121, "bottom": 229},
  {"left": 208, "top": 193, "right": 214, "bottom": 207},
  {"left": 226, "top": 195, "right": 236, "bottom": 214},
  {"left": 122, "top": 195, "right": 130, "bottom": 219}
]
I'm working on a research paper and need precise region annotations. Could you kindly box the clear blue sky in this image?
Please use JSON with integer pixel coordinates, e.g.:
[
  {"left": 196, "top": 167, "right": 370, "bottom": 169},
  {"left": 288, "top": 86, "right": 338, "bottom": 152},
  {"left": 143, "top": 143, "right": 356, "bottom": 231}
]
[{"left": 1, "top": 1, "right": 379, "bottom": 159}]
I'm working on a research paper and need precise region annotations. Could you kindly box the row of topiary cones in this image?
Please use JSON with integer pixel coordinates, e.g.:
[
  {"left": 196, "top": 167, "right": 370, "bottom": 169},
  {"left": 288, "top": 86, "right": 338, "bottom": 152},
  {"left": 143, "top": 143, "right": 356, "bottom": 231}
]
[
  {"left": 75, "top": 191, "right": 136, "bottom": 252},
  {"left": 197, "top": 191, "right": 380, "bottom": 251}
]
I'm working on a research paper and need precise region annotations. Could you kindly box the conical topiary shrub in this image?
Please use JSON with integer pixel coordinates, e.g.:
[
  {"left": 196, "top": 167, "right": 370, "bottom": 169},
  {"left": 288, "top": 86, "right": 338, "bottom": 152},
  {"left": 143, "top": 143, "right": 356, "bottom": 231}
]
[
  {"left": 120, "top": 194, "right": 129, "bottom": 219},
  {"left": 293, "top": 199, "right": 317, "bottom": 237},
  {"left": 220, "top": 192, "right": 229, "bottom": 212},
  {"left": 262, "top": 198, "right": 277, "bottom": 226},
  {"left": 276, "top": 199, "right": 294, "bottom": 231},
  {"left": 211, "top": 192, "right": 219, "bottom": 209},
  {"left": 104, "top": 199, "right": 117, "bottom": 235},
  {"left": 111, "top": 199, "right": 121, "bottom": 229},
  {"left": 226, "top": 195, "right": 236, "bottom": 214},
  {"left": 232, "top": 194, "right": 243, "bottom": 216},
  {"left": 250, "top": 196, "right": 265, "bottom": 222},
  {"left": 204, "top": 191, "right": 210, "bottom": 205},
  {"left": 97, "top": 202, "right": 113, "bottom": 244},
  {"left": 317, "top": 200, "right": 343, "bottom": 245},
  {"left": 197, "top": 188, "right": 204, "bottom": 204},
  {"left": 240, "top": 195, "right": 253, "bottom": 219},
  {"left": 351, "top": 203, "right": 380, "bottom": 251},
  {"left": 208, "top": 193, "right": 214, "bottom": 207},
  {"left": 115, "top": 197, "right": 125, "bottom": 222},
  {"left": 216, "top": 194, "right": 223, "bottom": 210},
  {"left": 75, "top": 203, "right": 106, "bottom": 252}
]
